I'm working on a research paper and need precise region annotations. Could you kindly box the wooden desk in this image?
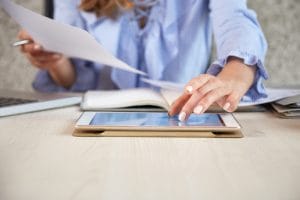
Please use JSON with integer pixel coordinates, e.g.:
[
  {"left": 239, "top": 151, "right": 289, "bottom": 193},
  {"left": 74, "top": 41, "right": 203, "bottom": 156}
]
[{"left": 0, "top": 107, "right": 299, "bottom": 200}]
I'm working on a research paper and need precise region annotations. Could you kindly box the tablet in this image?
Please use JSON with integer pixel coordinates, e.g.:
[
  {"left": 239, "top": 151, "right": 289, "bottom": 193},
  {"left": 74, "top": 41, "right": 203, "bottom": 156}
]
[{"left": 75, "top": 112, "right": 241, "bottom": 132}]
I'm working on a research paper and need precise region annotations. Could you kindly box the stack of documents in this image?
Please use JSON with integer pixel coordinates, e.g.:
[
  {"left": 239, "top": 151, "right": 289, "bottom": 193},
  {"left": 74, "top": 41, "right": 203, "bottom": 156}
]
[{"left": 271, "top": 94, "right": 300, "bottom": 118}]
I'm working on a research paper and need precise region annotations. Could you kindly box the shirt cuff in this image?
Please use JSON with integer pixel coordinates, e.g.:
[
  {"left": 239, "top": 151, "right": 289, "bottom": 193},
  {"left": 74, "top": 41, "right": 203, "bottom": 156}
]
[
  {"left": 32, "top": 59, "right": 97, "bottom": 92},
  {"left": 206, "top": 50, "right": 269, "bottom": 102},
  {"left": 32, "top": 70, "right": 66, "bottom": 92}
]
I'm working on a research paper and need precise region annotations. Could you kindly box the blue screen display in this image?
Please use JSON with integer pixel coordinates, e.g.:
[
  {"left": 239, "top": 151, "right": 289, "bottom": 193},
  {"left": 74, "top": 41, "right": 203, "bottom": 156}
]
[{"left": 90, "top": 112, "right": 224, "bottom": 127}]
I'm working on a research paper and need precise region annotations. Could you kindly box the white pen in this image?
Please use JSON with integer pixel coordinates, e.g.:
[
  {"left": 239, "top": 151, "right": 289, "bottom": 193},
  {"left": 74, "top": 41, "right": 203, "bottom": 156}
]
[{"left": 12, "top": 39, "right": 31, "bottom": 47}]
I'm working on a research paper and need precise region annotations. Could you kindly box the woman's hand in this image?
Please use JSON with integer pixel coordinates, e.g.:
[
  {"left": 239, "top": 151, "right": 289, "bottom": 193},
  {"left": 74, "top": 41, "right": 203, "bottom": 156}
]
[
  {"left": 18, "top": 29, "right": 76, "bottom": 88},
  {"left": 168, "top": 57, "right": 256, "bottom": 121}
]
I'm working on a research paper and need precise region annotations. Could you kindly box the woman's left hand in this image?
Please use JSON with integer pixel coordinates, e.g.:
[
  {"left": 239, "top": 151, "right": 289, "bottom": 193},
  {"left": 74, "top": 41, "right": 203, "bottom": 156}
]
[{"left": 168, "top": 57, "right": 256, "bottom": 121}]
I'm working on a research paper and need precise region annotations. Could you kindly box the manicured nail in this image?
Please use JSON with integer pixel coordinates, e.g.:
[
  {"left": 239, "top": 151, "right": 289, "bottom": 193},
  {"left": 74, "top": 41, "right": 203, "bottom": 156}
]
[
  {"left": 34, "top": 44, "right": 41, "bottom": 50},
  {"left": 186, "top": 85, "right": 193, "bottom": 93},
  {"left": 193, "top": 105, "right": 203, "bottom": 114},
  {"left": 223, "top": 102, "right": 231, "bottom": 111},
  {"left": 178, "top": 112, "right": 186, "bottom": 122}
]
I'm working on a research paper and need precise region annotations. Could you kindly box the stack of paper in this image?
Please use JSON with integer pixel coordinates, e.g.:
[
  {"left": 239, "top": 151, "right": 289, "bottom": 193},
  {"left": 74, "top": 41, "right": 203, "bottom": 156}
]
[{"left": 271, "top": 94, "right": 300, "bottom": 118}]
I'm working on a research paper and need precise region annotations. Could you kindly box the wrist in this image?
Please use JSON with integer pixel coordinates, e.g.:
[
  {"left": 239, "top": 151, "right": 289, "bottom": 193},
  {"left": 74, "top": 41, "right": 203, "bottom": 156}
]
[
  {"left": 48, "top": 57, "right": 76, "bottom": 88},
  {"left": 218, "top": 56, "right": 256, "bottom": 89},
  {"left": 48, "top": 56, "right": 69, "bottom": 72}
]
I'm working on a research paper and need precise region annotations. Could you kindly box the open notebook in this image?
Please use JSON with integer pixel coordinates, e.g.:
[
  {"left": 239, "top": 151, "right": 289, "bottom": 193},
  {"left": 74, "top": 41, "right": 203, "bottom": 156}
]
[
  {"left": 81, "top": 88, "right": 179, "bottom": 111},
  {"left": 80, "top": 88, "right": 265, "bottom": 112},
  {"left": 80, "top": 87, "right": 300, "bottom": 112}
]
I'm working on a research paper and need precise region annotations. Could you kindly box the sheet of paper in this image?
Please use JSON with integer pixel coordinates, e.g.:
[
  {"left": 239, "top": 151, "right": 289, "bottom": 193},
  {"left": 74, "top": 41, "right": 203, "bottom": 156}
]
[
  {"left": 239, "top": 88, "right": 300, "bottom": 107},
  {"left": 160, "top": 89, "right": 182, "bottom": 106},
  {"left": 0, "top": 0, "right": 145, "bottom": 75},
  {"left": 81, "top": 88, "right": 168, "bottom": 110},
  {"left": 275, "top": 94, "right": 300, "bottom": 106},
  {"left": 271, "top": 103, "right": 300, "bottom": 113},
  {"left": 142, "top": 78, "right": 300, "bottom": 107},
  {"left": 141, "top": 78, "right": 184, "bottom": 91}
]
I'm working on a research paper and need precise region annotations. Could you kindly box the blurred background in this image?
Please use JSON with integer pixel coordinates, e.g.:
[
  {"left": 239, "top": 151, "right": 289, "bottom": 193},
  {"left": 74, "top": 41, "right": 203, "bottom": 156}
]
[{"left": 0, "top": 0, "right": 300, "bottom": 92}]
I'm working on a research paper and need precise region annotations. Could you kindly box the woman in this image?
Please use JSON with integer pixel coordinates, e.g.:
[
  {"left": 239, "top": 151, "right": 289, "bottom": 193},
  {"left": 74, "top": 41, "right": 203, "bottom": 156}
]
[{"left": 18, "top": 0, "right": 268, "bottom": 121}]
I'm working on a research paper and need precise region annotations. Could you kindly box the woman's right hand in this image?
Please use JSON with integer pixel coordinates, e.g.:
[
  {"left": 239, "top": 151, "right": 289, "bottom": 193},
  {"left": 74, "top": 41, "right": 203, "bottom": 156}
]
[
  {"left": 18, "top": 29, "right": 76, "bottom": 88},
  {"left": 18, "top": 29, "right": 63, "bottom": 70}
]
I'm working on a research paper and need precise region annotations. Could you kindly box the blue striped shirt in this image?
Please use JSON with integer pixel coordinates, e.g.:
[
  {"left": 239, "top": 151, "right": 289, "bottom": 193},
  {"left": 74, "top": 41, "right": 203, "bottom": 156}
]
[{"left": 33, "top": 0, "right": 268, "bottom": 101}]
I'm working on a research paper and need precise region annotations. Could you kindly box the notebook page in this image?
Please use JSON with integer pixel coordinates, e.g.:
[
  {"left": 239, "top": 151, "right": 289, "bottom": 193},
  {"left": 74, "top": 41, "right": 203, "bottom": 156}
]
[
  {"left": 160, "top": 89, "right": 182, "bottom": 108},
  {"left": 81, "top": 88, "right": 169, "bottom": 110}
]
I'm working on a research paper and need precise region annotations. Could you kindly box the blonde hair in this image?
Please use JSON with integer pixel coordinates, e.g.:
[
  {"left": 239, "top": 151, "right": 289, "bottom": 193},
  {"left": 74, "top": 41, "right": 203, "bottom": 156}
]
[{"left": 79, "top": 0, "right": 134, "bottom": 19}]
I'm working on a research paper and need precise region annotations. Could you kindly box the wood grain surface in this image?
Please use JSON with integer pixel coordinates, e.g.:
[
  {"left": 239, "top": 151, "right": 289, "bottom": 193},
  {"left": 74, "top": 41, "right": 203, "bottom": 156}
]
[{"left": 0, "top": 107, "right": 300, "bottom": 200}]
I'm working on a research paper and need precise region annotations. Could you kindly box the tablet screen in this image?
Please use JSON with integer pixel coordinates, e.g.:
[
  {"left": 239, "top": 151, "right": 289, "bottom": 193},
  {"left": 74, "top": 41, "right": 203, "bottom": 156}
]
[{"left": 89, "top": 112, "right": 224, "bottom": 127}]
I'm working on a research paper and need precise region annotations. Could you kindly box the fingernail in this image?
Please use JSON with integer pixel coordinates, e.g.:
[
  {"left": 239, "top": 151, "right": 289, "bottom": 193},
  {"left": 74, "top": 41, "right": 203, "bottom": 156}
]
[
  {"left": 223, "top": 102, "right": 231, "bottom": 111},
  {"left": 34, "top": 44, "right": 41, "bottom": 50},
  {"left": 178, "top": 112, "right": 186, "bottom": 122},
  {"left": 186, "top": 85, "right": 193, "bottom": 93},
  {"left": 193, "top": 105, "right": 203, "bottom": 114}
]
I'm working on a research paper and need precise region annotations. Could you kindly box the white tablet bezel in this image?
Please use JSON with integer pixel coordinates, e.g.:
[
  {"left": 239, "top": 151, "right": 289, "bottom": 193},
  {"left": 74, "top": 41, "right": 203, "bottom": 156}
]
[
  {"left": 218, "top": 113, "right": 241, "bottom": 129},
  {"left": 76, "top": 111, "right": 241, "bottom": 132}
]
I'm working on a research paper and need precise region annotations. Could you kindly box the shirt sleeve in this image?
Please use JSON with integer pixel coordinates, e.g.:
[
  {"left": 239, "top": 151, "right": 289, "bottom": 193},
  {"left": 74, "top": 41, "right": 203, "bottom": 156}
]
[
  {"left": 32, "top": 0, "right": 98, "bottom": 92},
  {"left": 32, "top": 59, "right": 98, "bottom": 92},
  {"left": 207, "top": 0, "right": 268, "bottom": 101}
]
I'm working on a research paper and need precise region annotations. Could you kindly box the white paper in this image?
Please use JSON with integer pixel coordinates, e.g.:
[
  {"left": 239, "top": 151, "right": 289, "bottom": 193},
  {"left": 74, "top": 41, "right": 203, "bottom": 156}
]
[
  {"left": 81, "top": 88, "right": 168, "bottom": 110},
  {"left": 141, "top": 78, "right": 300, "bottom": 107},
  {"left": 160, "top": 89, "right": 182, "bottom": 106},
  {"left": 141, "top": 78, "right": 184, "bottom": 91},
  {"left": 239, "top": 88, "right": 300, "bottom": 107},
  {"left": 0, "top": 0, "right": 145, "bottom": 75}
]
